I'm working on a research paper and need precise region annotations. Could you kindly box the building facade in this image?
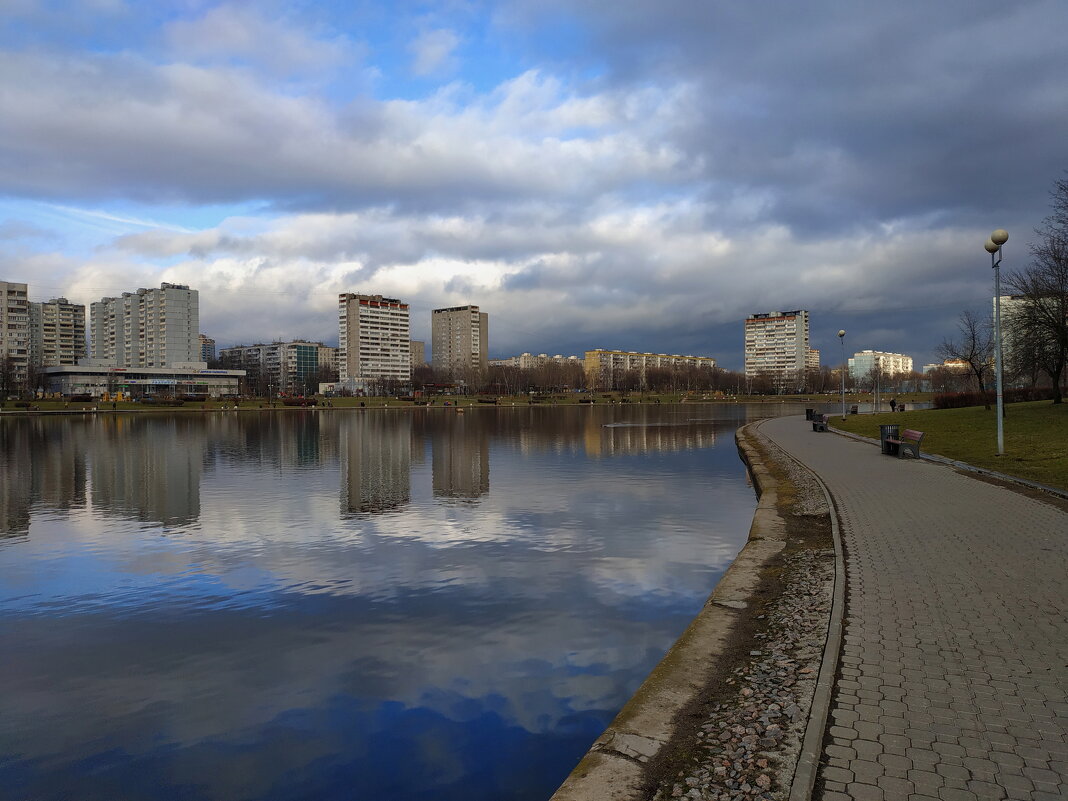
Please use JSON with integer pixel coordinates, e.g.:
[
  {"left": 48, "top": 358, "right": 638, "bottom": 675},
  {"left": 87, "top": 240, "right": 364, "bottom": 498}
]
[
  {"left": 431, "top": 305, "right": 488, "bottom": 374},
  {"left": 1, "top": 280, "right": 30, "bottom": 388},
  {"left": 220, "top": 340, "right": 337, "bottom": 395},
  {"left": 490, "top": 353, "right": 582, "bottom": 369},
  {"left": 848, "top": 350, "right": 914, "bottom": 380},
  {"left": 584, "top": 349, "right": 716, "bottom": 387},
  {"left": 30, "top": 297, "right": 86, "bottom": 368},
  {"left": 338, "top": 294, "right": 411, "bottom": 383},
  {"left": 40, "top": 364, "right": 244, "bottom": 399},
  {"left": 743, "top": 310, "right": 811, "bottom": 379},
  {"left": 410, "top": 340, "right": 426, "bottom": 369},
  {"left": 199, "top": 334, "right": 216, "bottom": 363},
  {"left": 90, "top": 282, "right": 199, "bottom": 368}
]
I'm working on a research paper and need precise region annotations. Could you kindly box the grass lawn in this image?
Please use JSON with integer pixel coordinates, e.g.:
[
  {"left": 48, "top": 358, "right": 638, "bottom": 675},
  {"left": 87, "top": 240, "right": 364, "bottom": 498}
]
[{"left": 829, "top": 400, "right": 1068, "bottom": 491}]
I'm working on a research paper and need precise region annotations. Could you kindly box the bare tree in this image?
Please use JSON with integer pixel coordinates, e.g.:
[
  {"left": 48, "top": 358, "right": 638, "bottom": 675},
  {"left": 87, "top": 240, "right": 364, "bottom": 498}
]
[
  {"left": 937, "top": 310, "right": 993, "bottom": 406},
  {"left": 1004, "top": 178, "right": 1068, "bottom": 403}
]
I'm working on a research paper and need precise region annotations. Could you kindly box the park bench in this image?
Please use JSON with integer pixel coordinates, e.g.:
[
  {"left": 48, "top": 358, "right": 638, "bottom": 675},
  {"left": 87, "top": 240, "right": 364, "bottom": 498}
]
[
  {"left": 812, "top": 414, "right": 829, "bottom": 432},
  {"left": 885, "top": 429, "right": 925, "bottom": 458}
]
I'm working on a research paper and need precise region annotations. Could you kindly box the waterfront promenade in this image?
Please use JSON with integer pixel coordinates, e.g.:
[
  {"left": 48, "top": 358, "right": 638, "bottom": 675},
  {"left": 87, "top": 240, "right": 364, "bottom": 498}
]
[{"left": 758, "top": 416, "right": 1068, "bottom": 801}]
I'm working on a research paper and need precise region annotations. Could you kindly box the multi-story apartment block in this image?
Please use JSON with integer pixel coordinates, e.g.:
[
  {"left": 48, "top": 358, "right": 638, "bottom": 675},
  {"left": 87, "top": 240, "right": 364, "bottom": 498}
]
[
  {"left": 1, "top": 280, "right": 30, "bottom": 387},
  {"left": 806, "top": 348, "right": 820, "bottom": 370},
  {"left": 431, "top": 305, "right": 488, "bottom": 374},
  {"left": 490, "top": 353, "right": 583, "bottom": 369},
  {"left": 338, "top": 293, "right": 411, "bottom": 382},
  {"left": 90, "top": 282, "right": 199, "bottom": 368},
  {"left": 29, "top": 298, "right": 86, "bottom": 368},
  {"left": 743, "top": 310, "right": 811, "bottom": 378},
  {"left": 848, "top": 350, "right": 914, "bottom": 380},
  {"left": 410, "top": 340, "right": 426, "bottom": 369},
  {"left": 220, "top": 340, "right": 337, "bottom": 395},
  {"left": 584, "top": 349, "right": 716, "bottom": 387},
  {"left": 199, "top": 334, "right": 216, "bottom": 363}
]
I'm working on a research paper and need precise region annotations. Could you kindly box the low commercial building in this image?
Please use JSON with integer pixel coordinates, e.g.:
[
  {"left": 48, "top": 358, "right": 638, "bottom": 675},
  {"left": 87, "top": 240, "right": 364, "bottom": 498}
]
[{"left": 40, "top": 364, "right": 245, "bottom": 399}]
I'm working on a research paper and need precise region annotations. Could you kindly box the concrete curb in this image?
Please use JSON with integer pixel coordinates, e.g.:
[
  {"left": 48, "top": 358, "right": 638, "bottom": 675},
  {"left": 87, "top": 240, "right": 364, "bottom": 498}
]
[
  {"left": 827, "top": 424, "right": 1068, "bottom": 501},
  {"left": 750, "top": 419, "right": 847, "bottom": 801},
  {"left": 548, "top": 423, "right": 789, "bottom": 801}
]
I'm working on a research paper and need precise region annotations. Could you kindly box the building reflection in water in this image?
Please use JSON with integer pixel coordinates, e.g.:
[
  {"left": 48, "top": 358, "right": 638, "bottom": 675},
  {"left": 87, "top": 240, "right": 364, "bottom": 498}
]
[
  {"left": 89, "top": 415, "right": 205, "bottom": 526},
  {"left": 1, "top": 417, "right": 88, "bottom": 536},
  {"left": 431, "top": 413, "right": 489, "bottom": 501},
  {"left": 340, "top": 413, "right": 412, "bottom": 515},
  {"left": 1, "top": 406, "right": 734, "bottom": 537},
  {"left": 585, "top": 416, "right": 718, "bottom": 457}
]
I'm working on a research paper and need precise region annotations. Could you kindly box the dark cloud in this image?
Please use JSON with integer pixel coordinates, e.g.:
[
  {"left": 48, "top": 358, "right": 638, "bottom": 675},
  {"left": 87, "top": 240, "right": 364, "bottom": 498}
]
[{"left": 2, "top": 1, "right": 1063, "bottom": 367}]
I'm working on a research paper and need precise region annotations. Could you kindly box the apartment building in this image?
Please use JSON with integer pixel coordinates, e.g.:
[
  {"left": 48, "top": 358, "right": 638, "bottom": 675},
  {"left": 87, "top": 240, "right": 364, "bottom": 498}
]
[
  {"left": 584, "top": 349, "right": 716, "bottom": 386},
  {"left": 410, "top": 340, "right": 426, "bottom": 369},
  {"left": 848, "top": 350, "right": 914, "bottom": 380},
  {"left": 220, "top": 340, "right": 337, "bottom": 395},
  {"left": 490, "top": 353, "right": 582, "bottom": 369},
  {"left": 1, "top": 280, "right": 30, "bottom": 387},
  {"left": 90, "top": 282, "right": 199, "bottom": 368},
  {"left": 338, "top": 294, "right": 411, "bottom": 382},
  {"left": 29, "top": 297, "right": 86, "bottom": 368},
  {"left": 431, "top": 305, "right": 488, "bottom": 374},
  {"left": 199, "top": 334, "right": 216, "bottom": 363},
  {"left": 743, "top": 310, "right": 811, "bottom": 378}
]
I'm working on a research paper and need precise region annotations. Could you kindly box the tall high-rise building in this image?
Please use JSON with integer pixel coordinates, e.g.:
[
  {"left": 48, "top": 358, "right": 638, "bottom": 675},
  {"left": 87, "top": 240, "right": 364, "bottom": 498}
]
[
  {"left": 744, "top": 310, "right": 811, "bottom": 379},
  {"left": 432, "top": 305, "right": 488, "bottom": 374},
  {"left": 90, "top": 282, "right": 199, "bottom": 367},
  {"left": 198, "top": 334, "right": 216, "bottom": 363},
  {"left": 0, "top": 280, "right": 30, "bottom": 386},
  {"left": 30, "top": 297, "right": 86, "bottom": 367},
  {"left": 410, "top": 340, "right": 426, "bottom": 369},
  {"left": 338, "top": 293, "right": 411, "bottom": 382}
]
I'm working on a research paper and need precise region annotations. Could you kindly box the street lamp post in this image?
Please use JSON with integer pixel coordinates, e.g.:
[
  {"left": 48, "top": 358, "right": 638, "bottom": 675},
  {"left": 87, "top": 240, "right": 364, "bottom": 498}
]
[
  {"left": 984, "top": 229, "right": 1008, "bottom": 456},
  {"left": 838, "top": 329, "right": 847, "bottom": 420}
]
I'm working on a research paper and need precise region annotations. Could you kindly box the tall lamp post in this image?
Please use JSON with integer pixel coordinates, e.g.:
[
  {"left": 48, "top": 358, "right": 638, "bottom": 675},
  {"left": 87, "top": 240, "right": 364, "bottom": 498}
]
[
  {"left": 838, "top": 329, "right": 847, "bottom": 420},
  {"left": 984, "top": 229, "right": 1008, "bottom": 455}
]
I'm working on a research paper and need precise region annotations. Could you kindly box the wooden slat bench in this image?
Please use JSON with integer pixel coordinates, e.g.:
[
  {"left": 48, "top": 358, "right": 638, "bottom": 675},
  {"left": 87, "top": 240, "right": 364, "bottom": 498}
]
[
  {"left": 885, "top": 428, "right": 925, "bottom": 458},
  {"left": 812, "top": 414, "right": 829, "bottom": 432}
]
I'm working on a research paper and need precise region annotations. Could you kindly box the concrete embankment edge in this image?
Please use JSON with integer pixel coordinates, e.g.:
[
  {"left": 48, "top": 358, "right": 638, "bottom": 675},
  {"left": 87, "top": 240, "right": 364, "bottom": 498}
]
[{"left": 549, "top": 423, "right": 793, "bottom": 801}]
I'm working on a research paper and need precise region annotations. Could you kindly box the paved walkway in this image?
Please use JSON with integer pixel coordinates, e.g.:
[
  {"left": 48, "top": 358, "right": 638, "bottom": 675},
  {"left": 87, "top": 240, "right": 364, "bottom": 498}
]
[{"left": 758, "top": 416, "right": 1068, "bottom": 801}]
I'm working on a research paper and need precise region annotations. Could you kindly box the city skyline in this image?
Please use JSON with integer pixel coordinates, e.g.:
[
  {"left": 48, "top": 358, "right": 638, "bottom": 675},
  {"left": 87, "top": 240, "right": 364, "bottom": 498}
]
[{"left": 1, "top": 3, "right": 1065, "bottom": 370}]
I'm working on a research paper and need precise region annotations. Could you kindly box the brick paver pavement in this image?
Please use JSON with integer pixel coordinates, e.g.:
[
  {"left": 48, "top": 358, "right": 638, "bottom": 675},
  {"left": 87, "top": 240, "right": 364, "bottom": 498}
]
[{"left": 759, "top": 416, "right": 1068, "bottom": 801}]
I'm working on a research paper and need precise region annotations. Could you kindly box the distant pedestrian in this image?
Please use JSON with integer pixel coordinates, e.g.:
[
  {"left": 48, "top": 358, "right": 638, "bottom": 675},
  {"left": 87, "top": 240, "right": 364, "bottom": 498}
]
[{"left": 889, "top": 397, "right": 897, "bottom": 412}]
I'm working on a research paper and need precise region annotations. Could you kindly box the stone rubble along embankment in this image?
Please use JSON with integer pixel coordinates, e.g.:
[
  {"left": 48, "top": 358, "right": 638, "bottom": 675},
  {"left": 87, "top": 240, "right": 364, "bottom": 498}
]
[{"left": 654, "top": 433, "right": 834, "bottom": 801}]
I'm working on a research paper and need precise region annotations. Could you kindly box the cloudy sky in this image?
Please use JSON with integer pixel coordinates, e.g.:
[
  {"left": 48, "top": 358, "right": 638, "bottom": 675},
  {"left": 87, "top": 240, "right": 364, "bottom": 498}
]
[{"left": 1, "top": 0, "right": 1065, "bottom": 369}]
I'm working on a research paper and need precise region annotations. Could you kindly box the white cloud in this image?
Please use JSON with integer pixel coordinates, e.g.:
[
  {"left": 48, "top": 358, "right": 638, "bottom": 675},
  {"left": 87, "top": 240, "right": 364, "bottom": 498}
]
[
  {"left": 409, "top": 27, "right": 461, "bottom": 77},
  {"left": 165, "top": 4, "right": 353, "bottom": 78}
]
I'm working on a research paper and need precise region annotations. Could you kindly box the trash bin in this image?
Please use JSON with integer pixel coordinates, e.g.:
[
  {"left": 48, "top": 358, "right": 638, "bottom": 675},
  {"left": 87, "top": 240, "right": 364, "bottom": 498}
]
[
  {"left": 805, "top": 408, "right": 814, "bottom": 421},
  {"left": 880, "top": 424, "right": 900, "bottom": 455}
]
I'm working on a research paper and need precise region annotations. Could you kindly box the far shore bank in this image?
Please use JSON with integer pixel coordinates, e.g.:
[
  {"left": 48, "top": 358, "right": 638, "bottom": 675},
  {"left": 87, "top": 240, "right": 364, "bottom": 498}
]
[{"left": 0, "top": 391, "right": 930, "bottom": 416}]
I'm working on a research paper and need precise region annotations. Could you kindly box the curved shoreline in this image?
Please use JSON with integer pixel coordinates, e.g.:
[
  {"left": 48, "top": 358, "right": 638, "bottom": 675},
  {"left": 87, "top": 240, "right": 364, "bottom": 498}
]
[{"left": 550, "top": 420, "right": 839, "bottom": 801}]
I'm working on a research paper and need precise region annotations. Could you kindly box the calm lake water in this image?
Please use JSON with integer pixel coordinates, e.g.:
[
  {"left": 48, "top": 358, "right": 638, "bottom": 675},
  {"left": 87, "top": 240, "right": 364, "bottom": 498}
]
[{"left": 0, "top": 403, "right": 806, "bottom": 801}]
